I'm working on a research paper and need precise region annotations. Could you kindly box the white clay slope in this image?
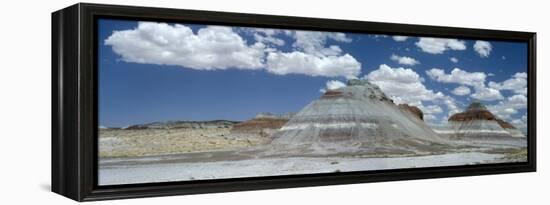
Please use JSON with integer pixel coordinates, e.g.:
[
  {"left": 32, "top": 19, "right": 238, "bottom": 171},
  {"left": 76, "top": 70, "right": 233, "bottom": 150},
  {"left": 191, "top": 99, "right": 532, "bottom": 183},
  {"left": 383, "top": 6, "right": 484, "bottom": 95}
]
[
  {"left": 505, "top": 128, "right": 526, "bottom": 138},
  {"left": 271, "top": 79, "right": 451, "bottom": 155},
  {"left": 440, "top": 120, "right": 512, "bottom": 138}
]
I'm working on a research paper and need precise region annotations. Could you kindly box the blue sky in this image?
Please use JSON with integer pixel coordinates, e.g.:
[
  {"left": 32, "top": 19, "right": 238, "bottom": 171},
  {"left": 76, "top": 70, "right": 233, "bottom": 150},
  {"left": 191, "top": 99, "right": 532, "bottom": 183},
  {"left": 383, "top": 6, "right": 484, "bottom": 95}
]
[{"left": 98, "top": 19, "right": 528, "bottom": 129}]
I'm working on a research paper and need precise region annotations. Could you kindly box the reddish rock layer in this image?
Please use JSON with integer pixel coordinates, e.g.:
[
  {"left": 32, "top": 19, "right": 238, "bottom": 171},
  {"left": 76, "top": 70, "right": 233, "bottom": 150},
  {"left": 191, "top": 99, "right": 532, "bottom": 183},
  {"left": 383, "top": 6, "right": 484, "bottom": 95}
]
[
  {"left": 448, "top": 102, "right": 518, "bottom": 130},
  {"left": 320, "top": 90, "right": 344, "bottom": 99},
  {"left": 448, "top": 109, "right": 497, "bottom": 122},
  {"left": 398, "top": 104, "right": 424, "bottom": 120},
  {"left": 231, "top": 118, "right": 288, "bottom": 132},
  {"left": 496, "top": 119, "right": 516, "bottom": 129}
]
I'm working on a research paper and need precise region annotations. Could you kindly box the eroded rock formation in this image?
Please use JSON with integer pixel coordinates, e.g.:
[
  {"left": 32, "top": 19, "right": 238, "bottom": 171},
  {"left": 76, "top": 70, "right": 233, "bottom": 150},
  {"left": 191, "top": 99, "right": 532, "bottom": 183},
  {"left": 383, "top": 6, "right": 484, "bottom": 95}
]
[
  {"left": 432, "top": 101, "right": 522, "bottom": 139},
  {"left": 398, "top": 104, "right": 424, "bottom": 120},
  {"left": 230, "top": 113, "right": 293, "bottom": 138},
  {"left": 270, "top": 79, "right": 449, "bottom": 155}
]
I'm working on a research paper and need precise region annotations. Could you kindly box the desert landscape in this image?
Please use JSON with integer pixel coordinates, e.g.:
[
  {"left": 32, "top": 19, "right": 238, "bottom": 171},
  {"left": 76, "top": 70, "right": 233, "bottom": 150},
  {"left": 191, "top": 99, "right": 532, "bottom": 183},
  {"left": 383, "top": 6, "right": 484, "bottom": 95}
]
[
  {"left": 98, "top": 79, "right": 527, "bottom": 185},
  {"left": 99, "top": 121, "right": 262, "bottom": 158}
]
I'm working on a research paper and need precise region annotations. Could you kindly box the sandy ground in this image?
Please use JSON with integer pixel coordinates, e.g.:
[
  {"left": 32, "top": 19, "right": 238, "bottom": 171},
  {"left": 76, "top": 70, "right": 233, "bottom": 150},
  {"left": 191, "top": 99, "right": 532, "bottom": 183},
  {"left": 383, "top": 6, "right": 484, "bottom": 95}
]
[
  {"left": 98, "top": 152, "right": 509, "bottom": 185},
  {"left": 99, "top": 128, "right": 269, "bottom": 157},
  {"left": 98, "top": 127, "right": 527, "bottom": 186}
]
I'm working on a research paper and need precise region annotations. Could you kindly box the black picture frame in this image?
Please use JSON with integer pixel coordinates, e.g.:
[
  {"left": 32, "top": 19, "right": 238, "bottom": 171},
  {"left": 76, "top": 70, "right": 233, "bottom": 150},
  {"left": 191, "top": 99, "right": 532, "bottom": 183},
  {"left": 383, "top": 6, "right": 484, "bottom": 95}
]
[{"left": 52, "top": 3, "right": 536, "bottom": 201}]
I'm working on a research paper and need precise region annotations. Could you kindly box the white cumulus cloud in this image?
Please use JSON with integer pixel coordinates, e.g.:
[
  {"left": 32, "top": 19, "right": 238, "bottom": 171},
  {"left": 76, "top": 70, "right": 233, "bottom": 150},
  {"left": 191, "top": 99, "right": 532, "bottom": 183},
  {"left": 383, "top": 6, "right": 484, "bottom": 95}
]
[
  {"left": 320, "top": 80, "right": 347, "bottom": 93},
  {"left": 473, "top": 40, "right": 492, "bottom": 58},
  {"left": 326, "top": 80, "right": 346, "bottom": 90},
  {"left": 266, "top": 30, "right": 361, "bottom": 78},
  {"left": 390, "top": 54, "right": 420, "bottom": 65},
  {"left": 507, "top": 94, "right": 528, "bottom": 108},
  {"left": 266, "top": 52, "right": 361, "bottom": 78},
  {"left": 392, "top": 36, "right": 409, "bottom": 42},
  {"left": 253, "top": 34, "right": 285, "bottom": 46},
  {"left": 366, "top": 64, "right": 460, "bottom": 124},
  {"left": 451, "top": 86, "right": 471, "bottom": 96},
  {"left": 426, "top": 68, "right": 486, "bottom": 88},
  {"left": 422, "top": 105, "right": 443, "bottom": 114},
  {"left": 418, "top": 105, "right": 443, "bottom": 123},
  {"left": 471, "top": 86, "right": 504, "bottom": 101},
  {"left": 442, "top": 95, "right": 460, "bottom": 117},
  {"left": 291, "top": 31, "right": 352, "bottom": 57},
  {"left": 488, "top": 72, "right": 527, "bottom": 95},
  {"left": 514, "top": 72, "right": 527, "bottom": 78},
  {"left": 415, "top": 37, "right": 466, "bottom": 54},
  {"left": 424, "top": 114, "right": 438, "bottom": 122},
  {"left": 426, "top": 67, "right": 504, "bottom": 101},
  {"left": 510, "top": 114, "right": 527, "bottom": 132},
  {"left": 105, "top": 22, "right": 266, "bottom": 70},
  {"left": 105, "top": 22, "right": 362, "bottom": 79},
  {"left": 241, "top": 28, "right": 285, "bottom": 46},
  {"left": 366, "top": 64, "right": 444, "bottom": 106},
  {"left": 488, "top": 94, "right": 527, "bottom": 120},
  {"left": 450, "top": 57, "right": 459, "bottom": 63}
]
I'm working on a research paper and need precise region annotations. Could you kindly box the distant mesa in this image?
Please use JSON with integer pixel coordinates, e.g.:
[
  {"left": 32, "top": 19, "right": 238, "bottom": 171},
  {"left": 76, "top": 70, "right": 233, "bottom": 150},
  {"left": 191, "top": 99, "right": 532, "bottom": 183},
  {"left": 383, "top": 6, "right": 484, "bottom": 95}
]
[
  {"left": 254, "top": 112, "right": 295, "bottom": 120},
  {"left": 448, "top": 102, "right": 496, "bottom": 122},
  {"left": 122, "top": 120, "right": 239, "bottom": 130},
  {"left": 230, "top": 112, "right": 294, "bottom": 138},
  {"left": 432, "top": 101, "right": 525, "bottom": 138},
  {"left": 271, "top": 79, "right": 448, "bottom": 155},
  {"left": 98, "top": 125, "right": 122, "bottom": 130},
  {"left": 398, "top": 104, "right": 424, "bottom": 120}
]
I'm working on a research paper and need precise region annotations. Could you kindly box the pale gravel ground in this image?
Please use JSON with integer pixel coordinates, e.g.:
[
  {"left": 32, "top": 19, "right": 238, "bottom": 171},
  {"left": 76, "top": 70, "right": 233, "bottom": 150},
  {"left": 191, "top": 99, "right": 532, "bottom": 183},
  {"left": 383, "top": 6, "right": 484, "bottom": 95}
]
[
  {"left": 99, "top": 128, "right": 269, "bottom": 157},
  {"left": 99, "top": 152, "right": 505, "bottom": 185}
]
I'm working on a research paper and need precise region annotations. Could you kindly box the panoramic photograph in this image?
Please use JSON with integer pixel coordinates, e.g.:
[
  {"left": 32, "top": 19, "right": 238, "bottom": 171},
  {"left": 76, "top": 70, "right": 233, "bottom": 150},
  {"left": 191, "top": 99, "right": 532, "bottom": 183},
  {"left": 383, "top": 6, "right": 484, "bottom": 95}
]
[{"left": 97, "top": 19, "right": 528, "bottom": 186}]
